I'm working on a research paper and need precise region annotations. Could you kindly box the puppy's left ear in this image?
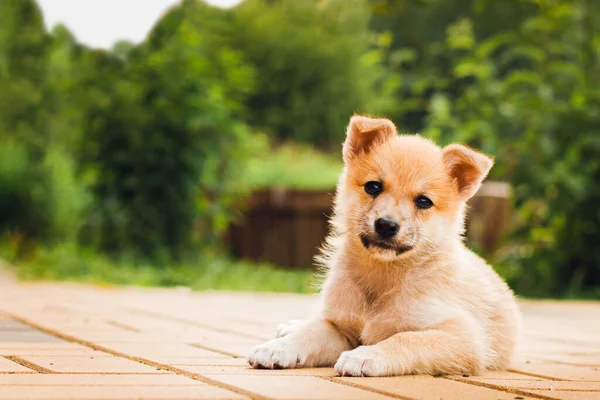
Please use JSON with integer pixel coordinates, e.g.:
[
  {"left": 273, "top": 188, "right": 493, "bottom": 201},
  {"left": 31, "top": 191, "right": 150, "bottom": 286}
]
[{"left": 442, "top": 143, "right": 494, "bottom": 199}]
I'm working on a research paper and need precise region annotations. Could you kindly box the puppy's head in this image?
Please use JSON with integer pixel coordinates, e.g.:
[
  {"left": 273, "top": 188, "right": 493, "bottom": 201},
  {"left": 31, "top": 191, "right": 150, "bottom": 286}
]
[{"left": 339, "top": 115, "right": 493, "bottom": 262}]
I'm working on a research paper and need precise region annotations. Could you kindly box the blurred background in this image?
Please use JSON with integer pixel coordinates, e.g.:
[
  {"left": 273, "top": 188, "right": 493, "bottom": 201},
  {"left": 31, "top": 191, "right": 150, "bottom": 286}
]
[{"left": 0, "top": 0, "right": 598, "bottom": 298}]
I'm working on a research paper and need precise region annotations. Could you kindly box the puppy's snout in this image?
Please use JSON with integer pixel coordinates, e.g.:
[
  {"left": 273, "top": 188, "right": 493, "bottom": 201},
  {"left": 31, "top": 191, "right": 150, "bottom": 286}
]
[{"left": 374, "top": 217, "right": 399, "bottom": 239}]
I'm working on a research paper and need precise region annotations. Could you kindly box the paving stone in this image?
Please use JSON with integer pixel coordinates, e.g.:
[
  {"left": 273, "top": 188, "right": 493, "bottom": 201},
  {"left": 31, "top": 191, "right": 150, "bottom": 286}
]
[
  {"left": 0, "top": 373, "right": 204, "bottom": 385},
  {"left": 95, "top": 342, "right": 229, "bottom": 358},
  {"left": 179, "top": 365, "right": 337, "bottom": 376},
  {"left": 335, "top": 376, "right": 538, "bottom": 400},
  {"left": 526, "top": 391, "right": 600, "bottom": 400},
  {"left": 535, "top": 353, "right": 600, "bottom": 367},
  {"left": 0, "top": 330, "right": 66, "bottom": 343},
  {"left": 0, "top": 385, "right": 247, "bottom": 399},
  {"left": 0, "top": 343, "right": 90, "bottom": 350},
  {"left": 455, "top": 371, "right": 546, "bottom": 381},
  {"left": 461, "top": 379, "right": 600, "bottom": 391},
  {"left": 0, "top": 348, "right": 111, "bottom": 357},
  {"left": 205, "top": 375, "right": 394, "bottom": 399},
  {"left": 20, "top": 356, "right": 168, "bottom": 374},
  {"left": 151, "top": 357, "right": 246, "bottom": 366},
  {"left": 193, "top": 341, "right": 262, "bottom": 358},
  {"left": 0, "top": 319, "right": 32, "bottom": 330},
  {"left": 0, "top": 356, "right": 35, "bottom": 373},
  {"left": 511, "top": 361, "right": 600, "bottom": 380}
]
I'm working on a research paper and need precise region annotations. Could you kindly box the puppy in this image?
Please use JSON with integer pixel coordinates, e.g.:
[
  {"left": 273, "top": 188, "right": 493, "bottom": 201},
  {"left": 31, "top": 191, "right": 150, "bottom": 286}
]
[{"left": 247, "top": 115, "right": 520, "bottom": 377}]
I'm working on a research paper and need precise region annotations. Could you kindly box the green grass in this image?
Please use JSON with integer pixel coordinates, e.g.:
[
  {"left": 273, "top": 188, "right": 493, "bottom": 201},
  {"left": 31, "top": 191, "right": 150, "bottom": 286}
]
[
  {"left": 244, "top": 141, "right": 342, "bottom": 190},
  {"left": 1, "top": 242, "right": 317, "bottom": 293}
]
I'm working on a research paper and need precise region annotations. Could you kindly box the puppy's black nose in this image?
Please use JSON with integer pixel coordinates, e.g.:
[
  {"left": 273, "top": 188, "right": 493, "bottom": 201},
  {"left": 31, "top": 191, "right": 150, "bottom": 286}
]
[{"left": 374, "top": 217, "right": 399, "bottom": 238}]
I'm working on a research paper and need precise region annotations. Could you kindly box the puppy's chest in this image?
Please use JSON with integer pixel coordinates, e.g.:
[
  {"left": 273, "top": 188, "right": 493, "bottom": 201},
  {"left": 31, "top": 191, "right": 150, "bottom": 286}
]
[{"left": 329, "top": 293, "right": 419, "bottom": 346}]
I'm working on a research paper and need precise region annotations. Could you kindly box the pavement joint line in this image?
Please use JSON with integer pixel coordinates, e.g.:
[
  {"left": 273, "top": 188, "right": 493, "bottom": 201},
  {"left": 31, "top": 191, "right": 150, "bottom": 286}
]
[
  {"left": 443, "top": 375, "right": 558, "bottom": 400},
  {"left": 526, "top": 388, "right": 600, "bottom": 392},
  {"left": 0, "top": 372, "right": 37, "bottom": 374},
  {"left": 325, "top": 376, "right": 414, "bottom": 400},
  {"left": 104, "top": 319, "right": 141, "bottom": 333},
  {"left": 126, "top": 308, "right": 270, "bottom": 341},
  {"left": 6, "top": 312, "right": 274, "bottom": 400},
  {"left": 507, "top": 369, "right": 570, "bottom": 381},
  {"left": 188, "top": 343, "right": 245, "bottom": 358},
  {"left": 4, "top": 356, "right": 54, "bottom": 374}
]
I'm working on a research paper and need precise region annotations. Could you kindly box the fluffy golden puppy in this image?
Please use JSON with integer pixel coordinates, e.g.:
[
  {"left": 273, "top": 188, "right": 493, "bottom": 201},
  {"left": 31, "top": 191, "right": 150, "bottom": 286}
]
[{"left": 247, "top": 115, "right": 520, "bottom": 377}]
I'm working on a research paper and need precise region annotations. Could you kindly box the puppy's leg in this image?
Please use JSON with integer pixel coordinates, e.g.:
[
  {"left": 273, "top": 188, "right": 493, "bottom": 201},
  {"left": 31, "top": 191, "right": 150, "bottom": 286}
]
[
  {"left": 335, "top": 318, "right": 485, "bottom": 377},
  {"left": 248, "top": 318, "right": 351, "bottom": 369},
  {"left": 276, "top": 319, "right": 307, "bottom": 338}
]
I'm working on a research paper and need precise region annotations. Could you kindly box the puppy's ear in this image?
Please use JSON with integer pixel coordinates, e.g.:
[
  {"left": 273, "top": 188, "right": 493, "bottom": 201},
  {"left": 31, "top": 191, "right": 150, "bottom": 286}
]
[
  {"left": 442, "top": 143, "right": 494, "bottom": 199},
  {"left": 342, "top": 115, "right": 396, "bottom": 163}
]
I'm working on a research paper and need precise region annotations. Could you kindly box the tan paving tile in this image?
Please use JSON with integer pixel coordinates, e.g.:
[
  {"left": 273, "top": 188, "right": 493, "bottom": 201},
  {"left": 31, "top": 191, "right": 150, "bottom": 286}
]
[
  {"left": 0, "top": 348, "right": 111, "bottom": 357},
  {"left": 455, "top": 371, "right": 547, "bottom": 381},
  {"left": 94, "top": 342, "right": 229, "bottom": 358},
  {"left": 526, "top": 391, "right": 600, "bottom": 400},
  {"left": 511, "top": 361, "right": 600, "bottom": 380},
  {"left": 0, "top": 385, "right": 247, "bottom": 399},
  {"left": 0, "top": 319, "right": 32, "bottom": 330},
  {"left": 20, "top": 356, "right": 168, "bottom": 374},
  {"left": 0, "top": 356, "right": 35, "bottom": 373},
  {"left": 152, "top": 357, "right": 247, "bottom": 366},
  {"left": 535, "top": 353, "right": 600, "bottom": 367},
  {"left": 205, "top": 374, "right": 394, "bottom": 399},
  {"left": 0, "top": 373, "right": 202, "bottom": 385},
  {"left": 462, "top": 379, "right": 600, "bottom": 391},
  {"left": 179, "top": 365, "right": 337, "bottom": 376},
  {"left": 335, "top": 375, "right": 538, "bottom": 400},
  {"left": 194, "top": 341, "right": 261, "bottom": 358},
  {"left": 0, "top": 330, "right": 66, "bottom": 343},
  {"left": 0, "top": 343, "right": 92, "bottom": 350}
]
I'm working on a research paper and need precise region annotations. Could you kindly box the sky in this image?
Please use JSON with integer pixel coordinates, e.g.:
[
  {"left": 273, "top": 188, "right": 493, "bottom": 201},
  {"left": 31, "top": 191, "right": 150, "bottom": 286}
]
[{"left": 37, "top": 0, "right": 243, "bottom": 49}]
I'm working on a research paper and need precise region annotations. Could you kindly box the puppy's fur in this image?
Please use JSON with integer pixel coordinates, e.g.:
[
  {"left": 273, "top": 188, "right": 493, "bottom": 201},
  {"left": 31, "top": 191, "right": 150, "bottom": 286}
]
[{"left": 247, "top": 115, "right": 520, "bottom": 377}]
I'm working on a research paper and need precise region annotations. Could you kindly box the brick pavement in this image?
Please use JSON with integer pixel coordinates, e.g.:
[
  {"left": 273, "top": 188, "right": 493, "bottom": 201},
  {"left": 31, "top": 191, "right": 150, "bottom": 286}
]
[{"left": 0, "top": 282, "right": 599, "bottom": 399}]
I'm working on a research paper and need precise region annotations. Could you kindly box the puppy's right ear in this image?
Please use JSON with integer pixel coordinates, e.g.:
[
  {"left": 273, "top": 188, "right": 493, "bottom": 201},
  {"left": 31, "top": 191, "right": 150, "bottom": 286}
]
[{"left": 342, "top": 115, "right": 396, "bottom": 163}]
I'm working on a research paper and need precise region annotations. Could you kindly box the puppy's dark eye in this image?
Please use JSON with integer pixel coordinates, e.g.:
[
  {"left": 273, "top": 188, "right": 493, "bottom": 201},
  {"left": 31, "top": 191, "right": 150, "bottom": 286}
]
[
  {"left": 364, "top": 181, "right": 383, "bottom": 196},
  {"left": 415, "top": 195, "right": 434, "bottom": 209}
]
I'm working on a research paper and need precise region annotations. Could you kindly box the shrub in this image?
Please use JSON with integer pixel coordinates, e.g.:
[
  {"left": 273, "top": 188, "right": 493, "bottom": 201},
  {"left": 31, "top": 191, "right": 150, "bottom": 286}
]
[
  {"left": 422, "top": 2, "right": 600, "bottom": 295},
  {"left": 82, "top": 3, "right": 257, "bottom": 261}
]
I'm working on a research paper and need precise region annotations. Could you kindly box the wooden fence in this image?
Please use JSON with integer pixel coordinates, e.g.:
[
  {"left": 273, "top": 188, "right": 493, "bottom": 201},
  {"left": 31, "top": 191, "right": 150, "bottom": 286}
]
[{"left": 227, "top": 182, "right": 512, "bottom": 269}]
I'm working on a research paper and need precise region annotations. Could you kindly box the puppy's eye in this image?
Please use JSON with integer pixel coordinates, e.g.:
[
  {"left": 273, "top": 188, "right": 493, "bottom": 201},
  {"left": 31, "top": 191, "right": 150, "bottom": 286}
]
[
  {"left": 415, "top": 195, "right": 434, "bottom": 209},
  {"left": 364, "top": 181, "right": 383, "bottom": 196}
]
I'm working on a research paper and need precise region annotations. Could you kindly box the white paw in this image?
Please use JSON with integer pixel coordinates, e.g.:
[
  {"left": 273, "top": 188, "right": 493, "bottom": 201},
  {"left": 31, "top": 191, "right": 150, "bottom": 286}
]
[
  {"left": 276, "top": 319, "right": 306, "bottom": 338},
  {"left": 247, "top": 338, "right": 304, "bottom": 369},
  {"left": 334, "top": 346, "right": 389, "bottom": 377}
]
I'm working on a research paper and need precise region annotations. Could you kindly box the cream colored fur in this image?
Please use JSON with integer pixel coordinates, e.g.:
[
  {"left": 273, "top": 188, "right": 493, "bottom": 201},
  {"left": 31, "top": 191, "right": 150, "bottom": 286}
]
[{"left": 247, "top": 115, "right": 521, "bottom": 377}]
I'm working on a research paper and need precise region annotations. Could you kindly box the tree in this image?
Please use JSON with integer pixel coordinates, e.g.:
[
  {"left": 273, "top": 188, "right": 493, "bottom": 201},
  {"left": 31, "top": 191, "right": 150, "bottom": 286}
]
[
  {"left": 229, "top": 0, "right": 393, "bottom": 147},
  {"left": 83, "top": 1, "right": 257, "bottom": 260}
]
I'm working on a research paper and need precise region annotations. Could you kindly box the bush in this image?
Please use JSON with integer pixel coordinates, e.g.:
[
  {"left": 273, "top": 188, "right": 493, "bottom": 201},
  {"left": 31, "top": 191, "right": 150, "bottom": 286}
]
[
  {"left": 421, "top": 2, "right": 600, "bottom": 296},
  {"left": 230, "top": 0, "right": 395, "bottom": 147},
  {"left": 82, "top": 3, "right": 257, "bottom": 261}
]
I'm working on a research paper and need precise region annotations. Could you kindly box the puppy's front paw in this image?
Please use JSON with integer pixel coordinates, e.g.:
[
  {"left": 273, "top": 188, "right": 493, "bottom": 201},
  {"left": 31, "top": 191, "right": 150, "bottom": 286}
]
[
  {"left": 276, "top": 319, "right": 306, "bottom": 338},
  {"left": 247, "top": 338, "right": 302, "bottom": 369},
  {"left": 334, "top": 346, "right": 390, "bottom": 377}
]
